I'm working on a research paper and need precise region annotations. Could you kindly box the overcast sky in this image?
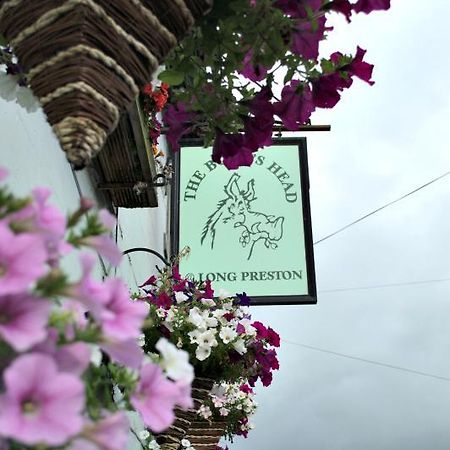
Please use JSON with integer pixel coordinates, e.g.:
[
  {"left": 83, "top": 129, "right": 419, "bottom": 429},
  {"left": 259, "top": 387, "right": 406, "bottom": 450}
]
[{"left": 232, "top": 1, "right": 450, "bottom": 449}]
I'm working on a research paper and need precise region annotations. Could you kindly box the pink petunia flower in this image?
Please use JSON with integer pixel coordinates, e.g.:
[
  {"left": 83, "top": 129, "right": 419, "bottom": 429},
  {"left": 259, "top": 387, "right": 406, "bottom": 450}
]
[
  {"left": 0, "top": 353, "right": 84, "bottom": 445},
  {"left": 77, "top": 411, "right": 129, "bottom": 450},
  {"left": 33, "top": 329, "right": 91, "bottom": 376},
  {"left": 0, "top": 293, "right": 50, "bottom": 351},
  {"left": 9, "top": 188, "right": 69, "bottom": 266},
  {"left": 63, "top": 253, "right": 108, "bottom": 316},
  {"left": 0, "top": 223, "right": 47, "bottom": 295},
  {"left": 0, "top": 167, "right": 8, "bottom": 182},
  {"left": 131, "top": 362, "right": 182, "bottom": 432},
  {"left": 79, "top": 235, "right": 122, "bottom": 266},
  {"left": 100, "top": 338, "right": 143, "bottom": 369},
  {"left": 99, "top": 278, "right": 148, "bottom": 341}
]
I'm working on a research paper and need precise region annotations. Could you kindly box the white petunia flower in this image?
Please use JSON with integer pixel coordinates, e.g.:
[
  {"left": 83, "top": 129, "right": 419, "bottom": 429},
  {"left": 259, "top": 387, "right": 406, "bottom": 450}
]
[
  {"left": 219, "top": 407, "right": 229, "bottom": 416},
  {"left": 148, "top": 440, "right": 161, "bottom": 450},
  {"left": 196, "top": 329, "right": 218, "bottom": 348},
  {"left": 181, "top": 439, "right": 191, "bottom": 447},
  {"left": 188, "top": 307, "right": 207, "bottom": 329},
  {"left": 156, "top": 337, "right": 194, "bottom": 384},
  {"left": 219, "top": 326, "right": 238, "bottom": 344},
  {"left": 195, "top": 345, "right": 211, "bottom": 361},
  {"left": 175, "top": 291, "right": 189, "bottom": 303},
  {"left": 217, "top": 288, "right": 232, "bottom": 300},
  {"left": 138, "top": 333, "right": 146, "bottom": 347},
  {"left": 201, "top": 298, "right": 215, "bottom": 307},
  {"left": 232, "top": 338, "right": 247, "bottom": 355},
  {"left": 0, "top": 73, "right": 18, "bottom": 101},
  {"left": 188, "top": 329, "right": 202, "bottom": 344},
  {"left": 205, "top": 316, "right": 218, "bottom": 328},
  {"left": 198, "top": 404, "right": 212, "bottom": 419},
  {"left": 139, "top": 429, "right": 150, "bottom": 440},
  {"left": 15, "top": 85, "right": 39, "bottom": 112}
]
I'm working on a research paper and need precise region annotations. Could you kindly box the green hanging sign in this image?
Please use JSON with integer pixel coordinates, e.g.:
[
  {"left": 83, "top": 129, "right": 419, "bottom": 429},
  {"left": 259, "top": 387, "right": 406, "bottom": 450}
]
[{"left": 171, "top": 138, "right": 316, "bottom": 305}]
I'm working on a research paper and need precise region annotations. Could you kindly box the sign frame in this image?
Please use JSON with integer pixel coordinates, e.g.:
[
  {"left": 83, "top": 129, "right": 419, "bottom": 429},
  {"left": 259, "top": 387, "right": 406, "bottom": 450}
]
[{"left": 170, "top": 137, "right": 317, "bottom": 305}]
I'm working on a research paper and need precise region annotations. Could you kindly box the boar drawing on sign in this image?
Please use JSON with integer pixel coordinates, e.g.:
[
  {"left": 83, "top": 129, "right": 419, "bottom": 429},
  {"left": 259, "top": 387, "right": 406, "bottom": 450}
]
[{"left": 201, "top": 173, "right": 284, "bottom": 260}]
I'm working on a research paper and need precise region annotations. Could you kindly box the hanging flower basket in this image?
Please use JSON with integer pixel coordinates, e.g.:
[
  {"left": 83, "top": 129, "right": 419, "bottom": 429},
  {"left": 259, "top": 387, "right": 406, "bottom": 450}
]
[
  {"left": 0, "top": 0, "right": 212, "bottom": 168},
  {"left": 156, "top": 377, "right": 215, "bottom": 450}
]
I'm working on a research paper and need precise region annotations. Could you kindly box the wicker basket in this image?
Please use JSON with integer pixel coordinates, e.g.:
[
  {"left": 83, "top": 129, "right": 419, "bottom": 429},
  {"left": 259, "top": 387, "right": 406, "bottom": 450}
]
[
  {"left": 157, "top": 377, "right": 217, "bottom": 450},
  {"left": 0, "top": 0, "right": 212, "bottom": 168}
]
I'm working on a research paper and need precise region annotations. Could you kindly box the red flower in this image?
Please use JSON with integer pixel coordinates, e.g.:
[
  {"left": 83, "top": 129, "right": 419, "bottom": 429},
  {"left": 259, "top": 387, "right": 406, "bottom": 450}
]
[{"left": 142, "top": 83, "right": 153, "bottom": 96}]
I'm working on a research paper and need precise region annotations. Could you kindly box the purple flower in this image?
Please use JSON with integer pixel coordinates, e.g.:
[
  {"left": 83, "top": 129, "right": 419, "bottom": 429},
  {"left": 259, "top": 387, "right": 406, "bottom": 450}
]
[
  {"left": 274, "top": 0, "right": 322, "bottom": 17},
  {"left": 244, "top": 87, "right": 274, "bottom": 150},
  {"left": 291, "top": 16, "right": 328, "bottom": 60},
  {"left": 346, "top": 46, "right": 375, "bottom": 85},
  {"left": 312, "top": 72, "right": 352, "bottom": 108},
  {"left": 236, "top": 292, "right": 251, "bottom": 307},
  {"left": 153, "top": 292, "right": 173, "bottom": 309},
  {"left": 267, "top": 327, "right": 281, "bottom": 347},
  {"left": 252, "top": 321, "right": 269, "bottom": 339},
  {"left": 131, "top": 362, "right": 181, "bottom": 432},
  {"left": 99, "top": 278, "right": 148, "bottom": 341},
  {"left": 324, "top": 0, "right": 353, "bottom": 22},
  {"left": 139, "top": 275, "right": 157, "bottom": 288},
  {"left": 239, "top": 49, "right": 268, "bottom": 82},
  {"left": 212, "top": 132, "right": 255, "bottom": 170},
  {"left": 0, "top": 223, "right": 47, "bottom": 296},
  {"left": 0, "top": 293, "right": 50, "bottom": 352},
  {"left": 163, "top": 102, "right": 195, "bottom": 151},
  {"left": 273, "top": 81, "right": 315, "bottom": 130},
  {"left": 0, "top": 353, "right": 84, "bottom": 445},
  {"left": 353, "top": 0, "right": 390, "bottom": 14}
]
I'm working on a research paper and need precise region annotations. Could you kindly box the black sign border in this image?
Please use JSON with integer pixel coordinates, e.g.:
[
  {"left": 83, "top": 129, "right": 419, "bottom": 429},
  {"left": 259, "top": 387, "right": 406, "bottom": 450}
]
[{"left": 170, "top": 137, "right": 317, "bottom": 306}]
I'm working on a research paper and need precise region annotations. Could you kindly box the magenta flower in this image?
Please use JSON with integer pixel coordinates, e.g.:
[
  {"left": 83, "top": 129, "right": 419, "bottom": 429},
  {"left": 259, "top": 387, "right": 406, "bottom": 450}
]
[
  {"left": 325, "top": 0, "right": 353, "bottom": 21},
  {"left": 131, "top": 362, "right": 181, "bottom": 432},
  {"left": 0, "top": 293, "right": 50, "bottom": 351},
  {"left": 252, "top": 321, "right": 269, "bottom": 339},
  {"left": 99, "top": 278, "right": 148, "bottom": 341},
  {"left": 346, "top": 46, "right": 375, "bottom": 85},
  {"left": 244, "top": 87, "right": 274, "bottom": 150},
  {"left": 353, "top": 0, "right": 390, "bottom": 14},
  {"left": 154, "top": 292, "right": 173, "bottom": 309},
  {"left": 239, "top": 49, "right": 268, "bottom": 82},
  {"left": 267, "top": 327, "right": 281, "bottom": 347},
  {"left": 291, "top": 16, "right": 327, "bottom": 60},
  {"left": 163, "top": 102, "right": 196, "bottom": 151},
  {"left": 0, "top": 353, "right": 84, "bottom": 445},
  {"left": 212, "top": 131, "right": 254, "bottom": 170},
  {"left": 273, "top": 81, "right": 315, "bottom": 130},
  {"left": 0, "top": 222, "right": 47, "bottom": 295},
  {"left": 312, "top": 72, "right": 352, "bottom": 108}
]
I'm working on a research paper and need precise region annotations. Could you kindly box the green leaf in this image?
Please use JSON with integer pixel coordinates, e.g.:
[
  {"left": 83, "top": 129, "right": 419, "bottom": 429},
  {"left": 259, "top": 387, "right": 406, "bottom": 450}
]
[
  {"left": 0, "top": 34, "right": 7, "bottom": 46},
  {"left": 158, "top": 70, "right": 185, "bottom": 86}
]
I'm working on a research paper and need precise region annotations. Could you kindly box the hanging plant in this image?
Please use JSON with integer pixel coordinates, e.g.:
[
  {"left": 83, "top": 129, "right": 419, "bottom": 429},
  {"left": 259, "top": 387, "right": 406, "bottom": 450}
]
[{"left": 160, "top": 0, "right": 391, "bottom": 169}]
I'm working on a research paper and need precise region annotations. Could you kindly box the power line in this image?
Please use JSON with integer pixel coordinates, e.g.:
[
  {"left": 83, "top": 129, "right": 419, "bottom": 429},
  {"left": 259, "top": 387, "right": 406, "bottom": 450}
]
[
  {"left": 314, "top": 171, "right": 450, "bottom": 245},
  {"left": 283, "top": 340, "right": 450, "bottom": 382},
  {"left": 319, "top": 277, "right": 450, "bottom": 294}
]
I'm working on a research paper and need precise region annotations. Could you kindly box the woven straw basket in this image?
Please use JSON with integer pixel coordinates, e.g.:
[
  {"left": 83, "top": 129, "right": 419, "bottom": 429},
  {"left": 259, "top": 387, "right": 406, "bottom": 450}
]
[
  {"left": 157, "top": 377, "right": 227, "bottom": 450},
  {"left": 0, "top": 0, "right": 212, "bottom": 168}
]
